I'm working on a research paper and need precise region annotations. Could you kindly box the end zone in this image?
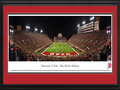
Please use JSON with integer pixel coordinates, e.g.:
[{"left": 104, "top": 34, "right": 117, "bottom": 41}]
[{"left": 42, "top": 51, "right": 78, "bottom": 57}]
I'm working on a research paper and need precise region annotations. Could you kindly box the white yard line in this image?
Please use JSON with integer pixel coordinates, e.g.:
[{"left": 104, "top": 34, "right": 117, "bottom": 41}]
[
  {"left": 68, "top": 42, "right": 85, "bottom": 52},
  {"left": 41, "top": 43, "right": 53, "bottom": 55},
  {"left": 67, "top": 43, "right": 79, "bottom": 55}
]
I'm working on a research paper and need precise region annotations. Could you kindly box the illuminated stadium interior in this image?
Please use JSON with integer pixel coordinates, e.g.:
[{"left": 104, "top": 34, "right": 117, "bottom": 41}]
[{"left": 9, "top": 16, "right": 111, "bottom": 61}]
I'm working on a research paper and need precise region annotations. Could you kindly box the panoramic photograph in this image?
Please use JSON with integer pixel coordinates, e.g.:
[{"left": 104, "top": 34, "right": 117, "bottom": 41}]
[{"left": 9, "top": 15, "right": 111, "bottom": 61}]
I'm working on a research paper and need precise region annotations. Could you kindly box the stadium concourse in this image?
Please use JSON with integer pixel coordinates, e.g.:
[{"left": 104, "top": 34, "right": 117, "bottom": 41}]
[{"left": 9, "top": 30, "right": 111, "bottom": 61}]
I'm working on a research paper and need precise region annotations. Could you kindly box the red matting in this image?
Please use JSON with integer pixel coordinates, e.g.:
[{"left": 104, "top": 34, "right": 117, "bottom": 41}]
[{"left": 3, "top": 6, "right": 117, "bottom": 84}]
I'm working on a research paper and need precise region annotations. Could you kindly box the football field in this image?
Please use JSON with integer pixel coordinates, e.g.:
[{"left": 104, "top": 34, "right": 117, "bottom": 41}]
[
  {"left": 46, "top": 42, "right": 74, "bottom": 53},
  {"left": 41, "top": 42, "right": 80, "bottom": 57}
]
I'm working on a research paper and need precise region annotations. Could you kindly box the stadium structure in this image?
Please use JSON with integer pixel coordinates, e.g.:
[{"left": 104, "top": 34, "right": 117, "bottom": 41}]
[{"left": 9, "top": 16, "right": 111, "bottom": 61}]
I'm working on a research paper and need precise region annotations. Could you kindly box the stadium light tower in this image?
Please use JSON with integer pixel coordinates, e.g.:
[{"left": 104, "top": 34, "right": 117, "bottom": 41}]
[
  {"left": 90, "top": 16, "right": 95, "bottom": 21},
  {"left": 10, "top": 29, "right": 14, "bottom": 33},
  {"left": 34, "top": 27, "right": 38, "bottom": 32},
  {"left": 77, "top": 24, "right": 80, "bottom": 28},
  {"left": 82, "top": 21, "right": 86, "bottom": 25},
  {"left": 40, "top": 29, "right": 43, "bottom": 33},
  {"left": 26, "top": 25, "right": 30, "bottom": 29}
]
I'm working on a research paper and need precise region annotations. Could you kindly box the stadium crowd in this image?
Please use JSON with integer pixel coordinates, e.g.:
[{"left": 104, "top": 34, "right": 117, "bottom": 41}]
[
  {"left": 68, "top": 31, "right": 111, "bottom": 61},
  {"left": 9, "top": 30, "right": 111, "bottom": 61},
  {"left": 9, "top": 30, "right": 52, "bottom": 61},
  {"left": 54, "top": 37, "right": 66, "bottom": 42}
]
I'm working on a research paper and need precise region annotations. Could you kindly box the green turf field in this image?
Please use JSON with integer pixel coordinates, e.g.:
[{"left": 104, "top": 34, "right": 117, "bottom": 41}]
[{"left": 45, "top": 42, "right": 76, "bottom": 53}]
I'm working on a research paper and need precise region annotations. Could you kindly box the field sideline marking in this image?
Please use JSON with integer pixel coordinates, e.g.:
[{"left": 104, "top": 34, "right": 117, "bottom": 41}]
[
  {"left": 68, "top": 42, "right": 85, "bottom": 53},
  {"left": 41, "top": 42, "right": 54, "bottom": 55},
  {"left": 67, "top": 42, "right": 79, "bottom": 55}
]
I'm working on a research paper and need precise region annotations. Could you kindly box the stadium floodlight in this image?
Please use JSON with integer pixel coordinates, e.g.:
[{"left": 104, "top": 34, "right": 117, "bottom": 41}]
[
  {"left": 82, "top": 21, "right": 86, "bottom": 25},
  {"left": 40, "top": 29, "right": 43, "bottom": 33},
  {"left": 34, "top": 28, "right": 38, "bottom": 32},
  {"left": 26, "top": 25, "right": 30, "bottom": 29},
  {"left": 10, "top": 29, "right": 14, "bottom": 33},
  {"left": 77, "top": 24, "right": 80, "bottom": 27},
  {"left": 12, "top": 30, "right": 14, "bottom": 33},
  {"left": 90, "top": 16, "right": 95, "bottom": 21}
]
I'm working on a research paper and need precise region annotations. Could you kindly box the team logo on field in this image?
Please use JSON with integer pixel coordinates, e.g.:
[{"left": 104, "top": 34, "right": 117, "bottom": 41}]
[{"left": 42, "top": 51, "right": 78, "bottom": 57}]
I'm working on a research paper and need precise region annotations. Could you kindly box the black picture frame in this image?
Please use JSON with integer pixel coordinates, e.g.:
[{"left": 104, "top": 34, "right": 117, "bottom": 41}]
[{"left": 0, "top": 0, "right": 120, "bottom": 89}]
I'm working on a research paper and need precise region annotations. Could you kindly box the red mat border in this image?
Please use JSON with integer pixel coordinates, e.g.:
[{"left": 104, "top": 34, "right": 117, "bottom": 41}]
[{"left": 3, "top": 6, "right": 117, "bottom": 84}]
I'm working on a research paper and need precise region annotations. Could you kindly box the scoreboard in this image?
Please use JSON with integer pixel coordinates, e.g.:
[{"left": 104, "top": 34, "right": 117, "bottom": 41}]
[{"left": 58, "top": 33, "right": 62, "bottom": 37}]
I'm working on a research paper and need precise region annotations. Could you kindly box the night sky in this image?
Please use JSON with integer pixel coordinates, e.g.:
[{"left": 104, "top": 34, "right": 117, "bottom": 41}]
[{"left": 9, "top": 16, "right": 111, "bottom": 39}]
